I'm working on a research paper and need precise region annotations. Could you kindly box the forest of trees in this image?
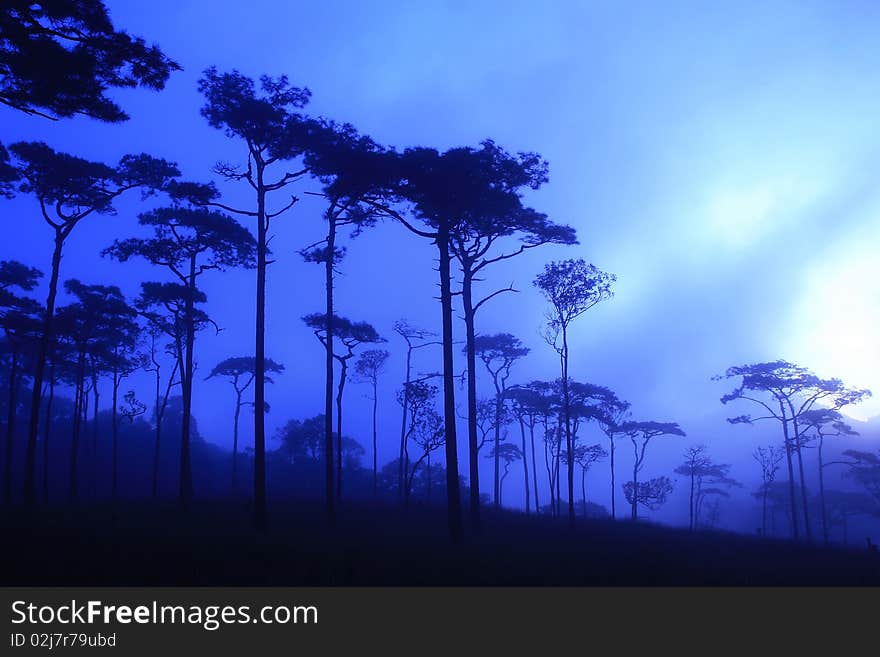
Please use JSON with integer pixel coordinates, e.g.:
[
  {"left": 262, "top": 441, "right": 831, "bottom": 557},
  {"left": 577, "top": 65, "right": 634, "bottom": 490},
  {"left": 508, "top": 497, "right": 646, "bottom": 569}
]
[{"left": 1, "top": 1, "right": 878, "bottom": 554}]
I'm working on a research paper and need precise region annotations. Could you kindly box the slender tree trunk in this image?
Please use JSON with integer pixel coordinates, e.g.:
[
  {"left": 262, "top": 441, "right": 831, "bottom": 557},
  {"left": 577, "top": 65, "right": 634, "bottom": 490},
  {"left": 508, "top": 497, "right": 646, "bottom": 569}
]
[
  {"left": 561, "top": 327, "right": 574, "bottom": 528},
  {"left": 492, "top": 380, "right": 502, "bottom": 509},
  {"left": 519, "top": 417, "right": 530, "bottom": 514},
  {"left": 437, "top": 231, "right": 463, "bottom": 540},
  {"left": 529, "top": 421, "right": 540, "bottom": 514},
  {"left": 24, "top": 231, "right": 64, "bottom": 505},
  {"left": 398, "top": 345, "right": 412, "bottom": 501},
  {"left": 68, "top": 350, "right": 85, "bottom": 501},
  {"left": 371, "top": 378, "right": 378, "bottom": 497},
  {"left": 761, "top": 482, "right": 768, "bottom": 536},
  {"left": 90, "top": 369, "right": 98, "bottom": 499},
  {"left": 42, "top": 365, "right": 54, "bottom": 504},
  {"left": 111, "top": 368, "right": 120, "bottom": 501},
  {"left": 232, "top": 387, "right": 242, "bottom": 492},
  {"left": 778, "top": 402, "right": 799, "bottom": 540},
  {"left": 790, "top": 412, "right": 812, "bottom": 543},
  {"left": 818, "top": 436, "right": 828, "bottom": 544},
  {"left": 609, "top": 435, "right": 616, "bottom": 520},
  {"left": 581, "top": 467, "right": 586, "bottom": 518},
  {"left": 152, "top": 367, "right": 161, "bottom": 498},
  {"left": 4, "top": 348, "right": 18, "bottom": 504},
  {"left": 253, "top": 166, "right": 268, "bottom": 532},
  {"left": 544, "top": 425, "right": 554, "bottom": 515},
  {"left": 335, "top": 358, "right": 347, "bottom": 501},
  {"left": 631, "top": 455, "right": 638, "bottom": 520},
  {"left": 461, "top": 275, "right": 481, "bottom": 529},
  {"left": 179, "top": 255, "right": 196, "bottom": 509},
  {"left": 323, "top": 214, "right": 336, "bottom": 523},
  {"left": 689, "top": 471, "right": 695, "bottom": 531}
]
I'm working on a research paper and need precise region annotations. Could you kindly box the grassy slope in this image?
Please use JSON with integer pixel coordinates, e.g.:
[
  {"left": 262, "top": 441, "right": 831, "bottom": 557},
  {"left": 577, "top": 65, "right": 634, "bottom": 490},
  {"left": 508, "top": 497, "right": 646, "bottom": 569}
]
[{"left": 1, "top": 500, "right": 878, "bottom": 585}]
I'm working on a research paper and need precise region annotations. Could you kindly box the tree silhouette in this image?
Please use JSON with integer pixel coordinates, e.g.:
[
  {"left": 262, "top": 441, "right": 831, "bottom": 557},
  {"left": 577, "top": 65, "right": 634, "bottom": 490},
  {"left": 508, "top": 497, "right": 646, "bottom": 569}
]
[
  {"left": 207, "top": 356, "right": 284, "bottom": 491},
  {"left": 675, "top": 447, "right": 738, "bottom": 530},
  {"left": 195, "top": 67, "right": 312, "bottom": 531},
  {"left": 487, "top": 443, "right": 522, "bottom": 507},
  {"left": 840, "top": 449, "right": 880, "bottom": 510},
  {"left": 619, "top": 420, "right": 685, "bottom": 520},
  {"left": 716, "top": 360, "right": 870, "bottom": 541},
  {"left": 592, "top": 390, "right": 630, "bottom": 520},
  {"left": 0, "top": 0, "right": 179, "bottom": 121},
  {"left": 392, "top": 320, "right": 440, "bottom": 500},
  {"left": 300, "top": 119, "right": 394, "bottom": 519},
  {"left": 0, "top": 260, "right": 42, "bottom": 504},
  {"left": 506, "top": 383, "right": 550, "bottom": 515},
  {"left": 354, "top": 349, "right": 390, "bottom": 496},
  {"left": 824, "top": 489, "right": 877, "bottom": 544},
  {"left": 105, "top": 203, "right": 255, "bottom": 506},
  {"left": 304, "top": 313, "right": 383, "bottom": 501},
  {"left": 7, "top": 142, "right": 177, "bottom": 504},
  {"left": 624, "top": 476, "right": 675, "bottom": 516},
  {"left": 568, "top": 443, "right": 607, "bottom": 519},
  {"left": 752, "top": 444, "right": 784, "bottom": 537},
  {"left": 799, "top": 409, "right": 858, "bottom": 544},
  {"left": 444, "top": 142, "right": 575, "bottom": 528},
  {"left": 141, "top": 326, "right": 180, "bottom": 497},
  {"left": 54, "top": 279, "right": 138, "bottom": 500},
  {"left": 397, "top": 380, "right": 444, "bottom": 505},
  {"left": 473, "top": 333, "right": 529, "bottom": 511},
  {"left": 534, "top": 259, "right": 615, "bottom": 527}
]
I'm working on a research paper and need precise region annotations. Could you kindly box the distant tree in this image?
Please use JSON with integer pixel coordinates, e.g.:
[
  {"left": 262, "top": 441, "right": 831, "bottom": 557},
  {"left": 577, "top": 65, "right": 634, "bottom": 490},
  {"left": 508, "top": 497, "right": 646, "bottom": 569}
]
[
  {"left": 304, "top": 313, "right": 383, "bottom": 501},
  {"left": 506, "top": 383, "right": 550, "bottom": 515},
  {"left": 623, "top": 476, "right": 675, "bottom": 516},
  {"left": 0, "top": 260, "right": 42, "bottom": 503},
  {"left": 619, "top": 420, "right": 685, "bottom": 520},
  {"left": 119, "top": 390, "right": 146, "bottom": 424},
  {"left": 141, "top": 326, "right": 179, "bottom": 497},
  {"left": 207, "top": 356, "right": 284, "bottom": 491},
  {"left": 593, "top": 390, "right": 630, "bottom": 520},
  {"left": 54, "top": 279, "right": 138, "bottom": 500},
  {"left": 354, "top": 349, "right": 390, "bottom": 496},
  {"left": 0, "top": 1, "right": 179, "bottom": 121},
  {"left": 276, "top": 415, "right": 325, "bottom": 465},
  {"left": 824, "top": 490, "right": 878, "bottom": 544},
  {"left": 841, "top": 449, "right": 880, "bottom": 510},
  {"left": 397, "top": 380, "right": 444, "bottom": 505},
  {"left": 392, "top": 320, "right": 440, "bottom": 499},
  {"left": 473, "top": 333, "right": 529, "bottom": 510},
  {"left": 7, "top": 141, "right": 177, "bottom": 504},
  {"left": 799, "top": 409, "right": 859, "bottom": 544},
  {"left": 487, "top": 443, "right": 522, "bottom": 507},
  {"left": 195, "top": 67, "right": 312, "bottom": 531},
  {"left": 716, "top": 360, "right": 871, "bottom": 541},
  {"left": 675, "top": 445, "right": 711, "bottom": 531},
  {"left": 566, "top": 443, "right": 607, "bottom": 519},
  {"left": 752, "top": 444, "right": 784, "bottom": 536},
  {"left": 104, "top": 203, "right": 255, "bottom": 506},
  {"left": 534, "top": 259, "right": 615, "bottom": 527}
]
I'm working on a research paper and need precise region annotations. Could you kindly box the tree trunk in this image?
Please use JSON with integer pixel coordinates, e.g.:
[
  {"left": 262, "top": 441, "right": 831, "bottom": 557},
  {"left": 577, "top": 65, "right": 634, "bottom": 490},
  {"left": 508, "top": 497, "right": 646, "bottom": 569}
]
[
  {"left": 323, "top": 213, "right": 336, "bottom": 523},
  {"left": 152, "top": 367, "right": 161, "bottom": 498},
  {"left": 581, "top": 467, "right": 586, "bottom": 518},
  {"left": 461, "top": 273, "right": 481, "bottom": 529},
  {"left": 253, "top": 167, "right": 268, "bottom": 532},
  {"left": 436, "top": 231, "right": 463, "bottom": 540},
  {"left": 371, "top": 378, "right": 378, "bottom": 497},
  {"left": 818, "top": 436, "right": 828, "bottom": 544},
  {"left": 4, "top": 348, "right": 18, "bottom": 504},
  {"left": 179, "top": 255, "right": 196, "bottom": 509},
  {"left": 529, "top": 421, "right": 540, "bottom": 514},
  {"left": 111, "top": 367, "right": 119, "bottom": 501},
  {"left": 24, "top": 230, "right": 64, "bottom": 505},
  {"left": 398, "top": 344, "right": 411, "bottom": 501},
  {"left": 778, "top": 402, "right": 799, "bottom": 540},
  {"left": 68, "top": 350, "right": 85, "bottom": 501},
  {"left": 789, "top": 411, "right": 812, "bottom": 543},
  {"left": 335, "top": 357, "right": 347, "bottom": 501},
  {"left": 561, "top": 326, "right": 574, "bottom": 528},
  {"left": 631, "top": 457, "right": 638, "bottom": 520},
  {"left": 609, "top": 435, "right": 616, "bottom": 520},
  {"left": 519, "top": 417, "right": 530, "bottom": 514},
  {"left": 232, "top": 387, "right": 242, "bottom": 492},
  {"left": 492, "top": 380, "right": 502, "bottom": 510},
  {"left": 42, "top": 365, "right": 54, "bottom": 505},
  {"left": 689, "top": 471, "right": 695, "bottom": 531}
]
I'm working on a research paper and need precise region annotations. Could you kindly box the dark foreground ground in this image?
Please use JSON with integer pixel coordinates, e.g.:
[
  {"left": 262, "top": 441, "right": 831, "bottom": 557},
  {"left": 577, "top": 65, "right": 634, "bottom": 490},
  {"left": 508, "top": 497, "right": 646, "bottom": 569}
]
[{"left": 1, "top": 500, "right": 878, "bottom": 585}]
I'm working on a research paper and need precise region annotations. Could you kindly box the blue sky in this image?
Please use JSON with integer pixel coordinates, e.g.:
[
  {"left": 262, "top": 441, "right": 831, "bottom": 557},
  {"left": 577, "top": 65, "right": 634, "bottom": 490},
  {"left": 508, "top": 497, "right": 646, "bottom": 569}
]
[{"left": 2, "top": 0, "right": 879, "bottom": 521}]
